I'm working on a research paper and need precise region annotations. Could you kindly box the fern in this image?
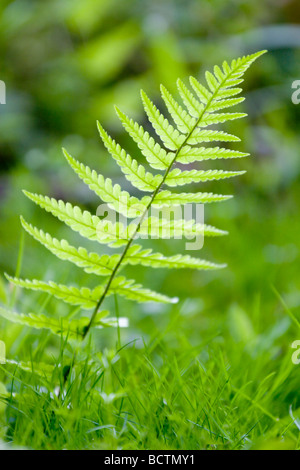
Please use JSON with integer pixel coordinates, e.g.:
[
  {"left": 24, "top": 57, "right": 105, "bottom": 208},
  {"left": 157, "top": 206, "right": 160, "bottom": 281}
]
[
  {"left": 0, "top": 306, "right": 126, "bottom": 339},
  {"left": 2, "top": 51, "right": 266, "bottom": 339}
]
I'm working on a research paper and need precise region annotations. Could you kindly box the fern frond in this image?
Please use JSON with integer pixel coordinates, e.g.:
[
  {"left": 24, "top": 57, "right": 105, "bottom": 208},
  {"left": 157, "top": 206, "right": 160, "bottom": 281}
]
[
  {"left": 187, "top": 129, "right": 241, "bottom": 145},
  {"left": 23, "top": 191, "right": 130, "bottom": 245},
  {"left": 209, "top": 97, "right": 245, "bottom": 112},
  {"left": 141, "top": 90, "right": 185, "bottom": 150},
  {"left": 6, "top": 275, "right": 104, "bottom": 309},
  {"left": 97, "top": 122, "right": 163, "bottom": 192},
  {"left": 176, "top": 78, "right": 204, "bottom": 118},
  {"left": 0, "top": 306, "right": 122, "bottom": 339},
  {"left": 115, "top": 107, "right": 173, "bottom": 170},
  {"left": 165, "top": 169, "right": 245, "bottom": 187},
  {"left": 63, "top": 150, "right": 150, "bottom": 217},
  {"left": 124, "top": 245, "right": 226, "bottom": 270},
  {"left": 191, "top": 51, "right": 266, "bottom": 111},
  {"left": 109, "top": 277, "right": 178, "bottom": 304},
  {"left": 21, "top": 217, "right": 119, "bottom": 276},
  {"left": 137, "top": 217, "right": 227, "bottom": 238},
  {"left": 160, "top": 85, "right": 196, "bottom": 134},
  {"left": 153, "top": 190, "right": 232, "bottom": 206},
  {"left": 197, "top": 111, "right": 247, "bottom": 128},
  {"left": 189, "top": 76, "right": 212, "bottom": 104},
  {"left": 16, "top": 50, "right": 266, "bottom": 339},
  {"left": 6, "top": 275, "right": 176, "bottom": 306},
  {"left": 176, "top": 146, "right": 249, "bottom": 164}
]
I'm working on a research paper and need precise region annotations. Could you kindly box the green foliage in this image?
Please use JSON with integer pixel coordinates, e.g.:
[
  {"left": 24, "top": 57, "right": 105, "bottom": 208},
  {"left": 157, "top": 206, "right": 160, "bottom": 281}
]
[
  {"left": 2, "top": 51, "right": 266, "bottom": 339},
  {"left": 0, "top": 306, "right": 120, "bottom": 339}
]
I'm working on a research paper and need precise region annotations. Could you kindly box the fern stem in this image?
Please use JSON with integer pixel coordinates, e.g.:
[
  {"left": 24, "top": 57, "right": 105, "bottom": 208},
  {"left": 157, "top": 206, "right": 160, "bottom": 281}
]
[{"left": 82, "top": 72, "right": 235, "bottom": 339}]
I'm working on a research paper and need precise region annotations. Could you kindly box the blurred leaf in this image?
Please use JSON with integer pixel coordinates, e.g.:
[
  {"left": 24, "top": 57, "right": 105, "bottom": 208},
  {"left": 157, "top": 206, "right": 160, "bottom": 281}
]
[
  {"left": 66, "top": 0, "right": 115, "bottom": 35},
  {"left": 0, "top": 276, "right": 7, "bottom": 305},
  {"left": 78, "top": 22, "right": 140, "bottom": 83},
  {"left": 228, "top": 303, "right": 255, "bottom": 343},
  {"left": 252, "top": 438, "right": 296, "bottom": 450}
]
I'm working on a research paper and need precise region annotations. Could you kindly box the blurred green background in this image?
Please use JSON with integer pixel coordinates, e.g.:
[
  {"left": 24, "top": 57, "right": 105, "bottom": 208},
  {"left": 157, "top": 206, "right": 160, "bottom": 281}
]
[{"left": 0, "top": 0, "right": 300, "bottom": 449}]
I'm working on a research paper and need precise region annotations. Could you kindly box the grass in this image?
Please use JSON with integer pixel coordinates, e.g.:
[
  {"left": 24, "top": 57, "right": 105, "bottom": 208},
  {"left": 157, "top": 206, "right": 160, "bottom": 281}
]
[{"left": 0, "top": 291, "right": 300, "bottom": 450}]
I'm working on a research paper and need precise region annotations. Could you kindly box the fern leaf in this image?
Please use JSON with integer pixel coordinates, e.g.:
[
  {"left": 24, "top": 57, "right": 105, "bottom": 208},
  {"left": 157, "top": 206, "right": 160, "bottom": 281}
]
[
  {"left": 21, "top": 217, "right": 120, "bottom": 276},
  {"left": 209, "top": 97, "right": 245, "bottom": 112},
  {"left": 153, "top": 190, "right": 232, "bottom": 206},
  {"left": 175, "top": 51, "right": 266, "bottom": 145},
  {"left": 189, "top": 76, "right": 212, "bottom": 104},
  {"left": 190, "top": 51, "right": 266, "bottom": 121},
  {"left": 6, "top": 275, "right": 103, "bottom": 309},
  {"left": 6, "top": 275, "right": 176, "bottom": 306},
  {"left": 23, "top": 191, "right": 130, "bottom": 245},
  {"left": 137, "top": 217, "right": 228, "bottom": 238},
  {"left": 63, "top": 150, "right": 150, "bottom": 217},
  {"left": 176, "top": 78, "right": 204, "bottom": 118},
  {"left": 110, "top": 276, "right": 178, "bottom": 304},
  {"left": 0, "top": 306, "right": 122, "bottom": 339},
  {"left": 221, "top": 51, "right": 266, "bottom": 87},
  {"left": 97, "top": 122, "right": 163, "bottom": 192},
  {"left": 191, "top": 51, "right": 266, "bottom": 113},
  {"left": 205, "top": 70, "right": 220, "bottom": 92},
  {"left": 160, "top": 85, "right": 196, "bottom": 134},
  {"left": 124, "top": 245, "right": 226, "bottom": 270},
  {"left": 17, "top": 51, "right": 266, "bottom": 339},
  {"left": 141, "top": 90, "right": 185, "bottom": 151},
  {"left": 115, "top": 107, "right": 173, "bottom": 170},
  {"left": 187, "top": 129, "right": 241, "bottom": 145},
  {"left": 198, "top": 111, "right": 247, "bottom": 128},
  {"left": 165, "top": 169, "right": 245, "bottom": 186},
  {"left": 176, "top": 146, "right": 249, "bottom": 164}
]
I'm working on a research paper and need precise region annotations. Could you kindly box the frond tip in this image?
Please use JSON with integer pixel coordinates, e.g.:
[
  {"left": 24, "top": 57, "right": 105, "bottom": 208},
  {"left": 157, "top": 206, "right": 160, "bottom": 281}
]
[{"left": 10, "top": 50, "right": 266, "bottom": 339}]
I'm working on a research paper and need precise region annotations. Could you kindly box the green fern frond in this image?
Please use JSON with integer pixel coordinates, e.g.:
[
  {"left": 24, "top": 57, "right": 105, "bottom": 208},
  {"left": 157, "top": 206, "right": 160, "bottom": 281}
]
[
  {"left": 115, "top": 107, "right": 173, "bottom": 170},
  {"left": 6, "top": 275, "right": 176, "bottom": 306},
  {"left": 141, "top": 90, "right": 185, "bottom": 150},
  {"left": 165, "top": 169, "right": 245, "bottom": 186},
  {"left": 209, "top": 97, "right": 245, "bottom": 113},
  {"left": 109, "top": 277, "right": 178, "bottom": 304},
  {"left": 160, "top": 85, "right": 196, "bottom": 134},
  {"left": 20, "top": 217, "right": 119, "bottom": 276},
  {"left": 97, "top": 122, "right": 163, "bottom": 192},
  {"left": 124, "top": 245, "right": 226, "bottom": 270},
  {"left": 137, "top": 217, "right": 227, "bottom": 238},
  {"left": 63, "top": 150, "right": 150, "bottom": 217},
  {"left": 23, "top": 191, "right": 130, "bottom": 245},
  {"left": 187, "top": 129, "right": 241, "bottom": 146},
  {"left": 6, "top": 275, "right": 105, "bottom": 309},
  {"left": 153, "top": 190, "right": 233, "bottom": 206},
  {"left": 176, "top": 146, "right": 249, "bottom": 164},
  {"left": 0, "top": 306, "right": 120, "bottom": 339},
  {"left": 189, "top": 76, "right": 212, "bottom": 104},
  {"left": 197, "top": 111, "right": 247, "bottom": 128},
  {"left": 10, "top": 50, "right": 266, "bottom": 339},
  {"left": 176, "top": 78, "right": 204, "bottom": 118}
]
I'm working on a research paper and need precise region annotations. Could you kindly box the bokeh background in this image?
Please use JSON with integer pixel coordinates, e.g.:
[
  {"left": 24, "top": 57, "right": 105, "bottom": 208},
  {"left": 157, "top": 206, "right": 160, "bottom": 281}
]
[{"left": 0, "top": 0, "right": 300, "bottom": 444}]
